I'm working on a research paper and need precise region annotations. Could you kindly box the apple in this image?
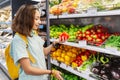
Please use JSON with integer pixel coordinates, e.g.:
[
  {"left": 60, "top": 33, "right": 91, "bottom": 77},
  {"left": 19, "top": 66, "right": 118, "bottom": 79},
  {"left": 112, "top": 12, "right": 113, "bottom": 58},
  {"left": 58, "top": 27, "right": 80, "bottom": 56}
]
[
  {"left": 85, "top": 51, "right": 90, "bottom": 57},
  {"left": 97, "top": 33, "right": 102, "bottom": 38},
  {"left": 76, "top": 56, "right": 81, "bottom": 60},
  {"left": 77, "top": 60, "right": 83, "bottom": 66},
  {"left": 92, "top": 34, "right": 98, "bottom": 39},
  {"left": 68, "top": 7, "right": 75, "bottom": 14},
  {"left": 85, "top": 30, "right": 91, "bottom": 35},
  {"left": 77, "top": 36, "right": 83, "bottom": 40},
  {"left": 95, "top": 43, "right": 101, "bottom": 46},
  {"left": 77, "top": 30, "right": 82, "bottom": 34},
  {"left": 101, "top": 35, "right": 106, "bottom": 40},
  {"left": 78, "top": 34, "right": 83, "bottom": 37},
  {"left": 96, "top": 38, "right": 103, "bottom": 43},
  {"left": 86, "top": 34, "right": 91, "bottom": 38},
  {"left": 87, "top": 36, "right": 93, "bottom": 41},
  {"left": 82, "top": 32, "right": 86, "bottom": 37},
  {"left": 90, "top": 29, "right": 95, "bottom": 33},
  {"left": 97, "top": 29, "right": 102, "bottom": 33},
  {"left": 97, "top": 24, "right": 103, "bottom": 29}
]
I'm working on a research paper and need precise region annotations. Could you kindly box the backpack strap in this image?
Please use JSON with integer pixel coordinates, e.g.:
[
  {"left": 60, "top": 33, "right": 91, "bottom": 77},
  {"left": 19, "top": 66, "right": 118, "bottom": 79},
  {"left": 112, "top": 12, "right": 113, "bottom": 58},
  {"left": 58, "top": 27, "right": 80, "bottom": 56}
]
[{"left": 16, "top": 33, "right": 36, "bottom": 63}]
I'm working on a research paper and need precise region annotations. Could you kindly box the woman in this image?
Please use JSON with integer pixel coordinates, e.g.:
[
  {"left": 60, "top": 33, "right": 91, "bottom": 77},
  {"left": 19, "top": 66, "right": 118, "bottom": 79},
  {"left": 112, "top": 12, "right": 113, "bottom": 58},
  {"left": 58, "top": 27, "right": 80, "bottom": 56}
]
[{"left": 10, "top": 4, "right": 66, "bottom": 80}]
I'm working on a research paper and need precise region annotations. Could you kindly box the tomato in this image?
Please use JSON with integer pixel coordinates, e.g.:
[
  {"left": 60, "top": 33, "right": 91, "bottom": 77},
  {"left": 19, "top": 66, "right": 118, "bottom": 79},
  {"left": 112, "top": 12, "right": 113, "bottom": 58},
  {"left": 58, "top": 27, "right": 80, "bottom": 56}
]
[
  {"left": 76, "top": 56, "right": 81, "bottom": 60},
  {"left": 77, "top": 60, "right": 83, "bottom": 66}
]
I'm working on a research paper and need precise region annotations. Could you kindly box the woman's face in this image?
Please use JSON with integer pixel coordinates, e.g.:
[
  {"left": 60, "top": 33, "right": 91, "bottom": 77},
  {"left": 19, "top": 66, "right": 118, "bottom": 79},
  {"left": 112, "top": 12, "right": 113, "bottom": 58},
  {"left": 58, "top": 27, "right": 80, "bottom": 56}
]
[{"left": 33, "top": 10, "right": 41, "bottom": 30}]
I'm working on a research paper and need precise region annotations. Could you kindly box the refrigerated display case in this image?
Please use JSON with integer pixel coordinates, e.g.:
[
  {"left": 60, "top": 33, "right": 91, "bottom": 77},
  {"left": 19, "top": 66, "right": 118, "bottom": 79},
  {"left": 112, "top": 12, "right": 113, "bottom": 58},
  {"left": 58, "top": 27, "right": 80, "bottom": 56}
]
[{"left": 0, "top": 62, "right": 11, "bottom": 80}]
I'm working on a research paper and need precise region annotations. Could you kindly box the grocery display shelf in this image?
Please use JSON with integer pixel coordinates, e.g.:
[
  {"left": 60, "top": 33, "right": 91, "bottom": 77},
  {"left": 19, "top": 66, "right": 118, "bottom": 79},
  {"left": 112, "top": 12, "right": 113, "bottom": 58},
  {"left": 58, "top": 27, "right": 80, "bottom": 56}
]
[
  {"left": 0, "top": 59, "right": 7, "bottom": 70},
  {"left": 49, "top": 9, "right": 120, "bottom": 19},
  {"left": 51, "top": 59, "right": 95, "bottom": 80},
  {"left": 0, "top": 62, "right": 10, "bottom": 80},
  {"left": 50, "top": 39, "right": 120, "bottom": 56}
]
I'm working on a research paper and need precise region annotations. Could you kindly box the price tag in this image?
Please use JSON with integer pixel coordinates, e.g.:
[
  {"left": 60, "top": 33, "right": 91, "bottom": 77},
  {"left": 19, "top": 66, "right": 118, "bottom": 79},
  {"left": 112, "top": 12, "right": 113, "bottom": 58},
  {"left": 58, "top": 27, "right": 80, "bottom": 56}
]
[
  {"left": 87, "top": 8, "right": 97, "bottom": 14},
  {"left": 79, "top": 40, "right": 87, "bottom": 46},
  {"left": 105, "top": 47, "right": 117, "bottom": 53},
  {"left": 60, "top": 63, "right": 66, "bottom": 68},
  {"left": 67, "top": 66, "right": 73, "bottom": 71},
  {"left": 52, "top": 59, "right": 59, "bottom": 66}
]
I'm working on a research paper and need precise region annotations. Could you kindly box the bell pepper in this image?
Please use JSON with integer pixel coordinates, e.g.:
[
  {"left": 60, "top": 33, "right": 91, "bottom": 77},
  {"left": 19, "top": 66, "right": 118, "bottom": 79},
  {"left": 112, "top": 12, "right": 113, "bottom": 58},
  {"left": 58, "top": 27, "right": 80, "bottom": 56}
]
[{"left": 81, "top": 55, "right": 87, "bottom": 61}]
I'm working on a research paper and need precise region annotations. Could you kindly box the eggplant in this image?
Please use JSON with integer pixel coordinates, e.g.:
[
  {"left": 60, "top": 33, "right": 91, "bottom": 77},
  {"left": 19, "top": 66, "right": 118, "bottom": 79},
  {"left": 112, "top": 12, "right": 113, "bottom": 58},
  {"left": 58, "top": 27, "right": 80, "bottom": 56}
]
[
  {"left": 104, "top": 63, "right": 111, "bottom": 68},
  {"left": 101, "top": 74, "right": 109, "bottom": 80},
  {"left": 91, "top": 67, "right": 101, "bottom": 74},
  {"left": 111, "top": 70, "right": 120, "bottom": 80},
  {"left": 100, "top": 69, "right": 106, "bottom": 74}
]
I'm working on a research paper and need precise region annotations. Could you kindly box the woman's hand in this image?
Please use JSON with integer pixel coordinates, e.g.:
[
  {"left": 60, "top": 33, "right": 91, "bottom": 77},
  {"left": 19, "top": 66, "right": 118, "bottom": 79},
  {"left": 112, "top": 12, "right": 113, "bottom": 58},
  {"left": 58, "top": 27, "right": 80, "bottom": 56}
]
[
  {"left": 53, "top": 32, "right": 69, "bottom": 44},
  {"left": 52, "top": 70, "right": 63, "bottom": 80}
]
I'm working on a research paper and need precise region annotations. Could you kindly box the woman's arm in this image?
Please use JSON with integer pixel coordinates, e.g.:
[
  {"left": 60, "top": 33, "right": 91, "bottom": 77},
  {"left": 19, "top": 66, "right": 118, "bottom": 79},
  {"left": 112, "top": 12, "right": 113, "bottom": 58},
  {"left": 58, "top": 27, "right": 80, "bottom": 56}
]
[
  {"left": 43, "top": 42, "right": 56, "bottom": 56},
  {"left": 43, "top": 37, "right": 67, "bottom": 56},
  {"left": 19, "top": 58, "right": 63, "bottom": 80},
  {"left": 19, "top": 58, "right": 51, "bottom": 75}
]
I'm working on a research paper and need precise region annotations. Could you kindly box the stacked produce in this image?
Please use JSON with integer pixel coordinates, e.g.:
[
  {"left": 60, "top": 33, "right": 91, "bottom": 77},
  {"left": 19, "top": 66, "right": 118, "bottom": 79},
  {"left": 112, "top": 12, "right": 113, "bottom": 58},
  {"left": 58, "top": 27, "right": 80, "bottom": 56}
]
[
  {"left": 49, "top": 0, "right": 120, "bottom": 15},
  {"left": 51, "top": 45, "right": 95, "bottom": 68},
  {"left": 91, "top": 54, "right": 120, "bottom": 80},
  {"left": 51, "top": 66, "right": 86, "bottom": 80},
  {"left": 112, "top": 32, "right": 120, "bottom": 36},
  {"left": 50, "top": 24, "right": 112, "bottom": 46},
  {"left": 71, "top": 49, "right": 96, "bottom": 68},
  {"left": 76, "top": 24, "right": 110, "bottom": 46},
  {"left": 50, "top": 24, "right": 80, "bottom": 42},
  {"left": 51, "top": 45, "right": 80, "bottom": 66},
  {"left": 50, "top": 0, "right": 80, "bottom": 15},
  {"left": 77, "top": 53, "right": 96, "bottom": 71}
]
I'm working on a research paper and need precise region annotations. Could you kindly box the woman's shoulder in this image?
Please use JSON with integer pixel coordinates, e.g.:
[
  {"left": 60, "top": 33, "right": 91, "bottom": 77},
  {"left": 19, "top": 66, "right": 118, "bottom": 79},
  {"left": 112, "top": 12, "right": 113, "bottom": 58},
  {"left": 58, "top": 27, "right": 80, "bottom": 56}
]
[{"left": 12, "top": 34, "right": 24, "bottom": 42}]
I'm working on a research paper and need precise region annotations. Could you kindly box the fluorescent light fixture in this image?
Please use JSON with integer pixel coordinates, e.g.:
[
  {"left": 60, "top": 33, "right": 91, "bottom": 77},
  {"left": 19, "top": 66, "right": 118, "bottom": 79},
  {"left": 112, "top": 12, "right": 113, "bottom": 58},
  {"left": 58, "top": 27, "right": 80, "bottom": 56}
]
[{"left": 32, "top": 0, "right": 45, "bottom": 2}]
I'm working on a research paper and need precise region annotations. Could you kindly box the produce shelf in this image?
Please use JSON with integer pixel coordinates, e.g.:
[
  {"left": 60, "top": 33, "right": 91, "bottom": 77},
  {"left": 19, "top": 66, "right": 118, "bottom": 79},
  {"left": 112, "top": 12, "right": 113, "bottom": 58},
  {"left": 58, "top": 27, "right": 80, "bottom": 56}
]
[
  {"left": 51, "top": 59, "right": 95, "bottom": 80},
  {"left": 50, "top": 39, "right": 120, "bottom": 56},
  {"left": 49, "top": 9, "right": 120, "bottom": 19}
]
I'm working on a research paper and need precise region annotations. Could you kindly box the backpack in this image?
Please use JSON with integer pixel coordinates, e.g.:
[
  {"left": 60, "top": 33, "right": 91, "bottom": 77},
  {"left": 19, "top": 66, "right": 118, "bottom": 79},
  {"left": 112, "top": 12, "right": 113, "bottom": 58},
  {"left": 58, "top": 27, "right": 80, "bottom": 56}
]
[{"left": 5, "top": 33, "right": 36, "bottom": 80}]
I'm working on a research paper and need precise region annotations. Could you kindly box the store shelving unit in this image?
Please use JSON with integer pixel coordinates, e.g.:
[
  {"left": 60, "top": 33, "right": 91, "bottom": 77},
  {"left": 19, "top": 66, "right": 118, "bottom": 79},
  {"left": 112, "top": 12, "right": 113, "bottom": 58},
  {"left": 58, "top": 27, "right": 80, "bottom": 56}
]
[
  {"left": 50, "top": 39, "right": 120, "bottom": 56},
  {"left": 51, "top": 59, "right": 95, "bottom": 80},
  {"left": 49, "top": 2, "right": 120, "bottom": 79},
  {"left": 50, "top": 9, "right": 120, "bottom": 19}
]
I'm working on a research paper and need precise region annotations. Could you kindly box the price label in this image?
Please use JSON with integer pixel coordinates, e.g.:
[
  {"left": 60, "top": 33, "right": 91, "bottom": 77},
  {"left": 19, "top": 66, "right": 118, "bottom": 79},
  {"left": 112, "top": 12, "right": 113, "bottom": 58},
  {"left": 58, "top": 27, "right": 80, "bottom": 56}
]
[
  {"left": 87, "top": 8, "right": 97, "bottom": 15},
  {"left": 67, "top": 66, "right": 73, "bottom": 71},
  {"left": 79, "top": 40, "right": 87, "bottom": 46},
  {"left": 105, "top": 47, "right": 117, "bottom": 53},
  {"left": 60, "top": 63, "right": 66, "bottom": 68},
  {"left": 52, "top": 60, "right": 59, "bottom": 66}
]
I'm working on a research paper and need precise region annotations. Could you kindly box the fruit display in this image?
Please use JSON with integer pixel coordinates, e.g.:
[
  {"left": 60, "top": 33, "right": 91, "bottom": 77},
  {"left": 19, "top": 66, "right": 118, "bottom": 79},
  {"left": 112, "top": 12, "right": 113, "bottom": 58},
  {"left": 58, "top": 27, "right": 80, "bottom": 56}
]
[
  {"left": 76, "top": 24, "right": 111, "bottom": 46},
  {"left": 50, "top": 24, "right": 112, "bottom": 46},
  {"left": 51, "top": 65, "right": 86, "bottom": 80}
]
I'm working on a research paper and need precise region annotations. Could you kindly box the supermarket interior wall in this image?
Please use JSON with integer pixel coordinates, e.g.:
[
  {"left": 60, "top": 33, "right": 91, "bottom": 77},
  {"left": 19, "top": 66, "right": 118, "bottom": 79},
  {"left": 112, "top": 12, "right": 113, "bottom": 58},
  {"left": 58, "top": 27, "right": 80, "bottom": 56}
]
[
  {"left": 11, "top": 0, "right": 39, "bottom": 19},
  {"left": 50, "top": 15, "right": 120, "bottom": 33}
]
